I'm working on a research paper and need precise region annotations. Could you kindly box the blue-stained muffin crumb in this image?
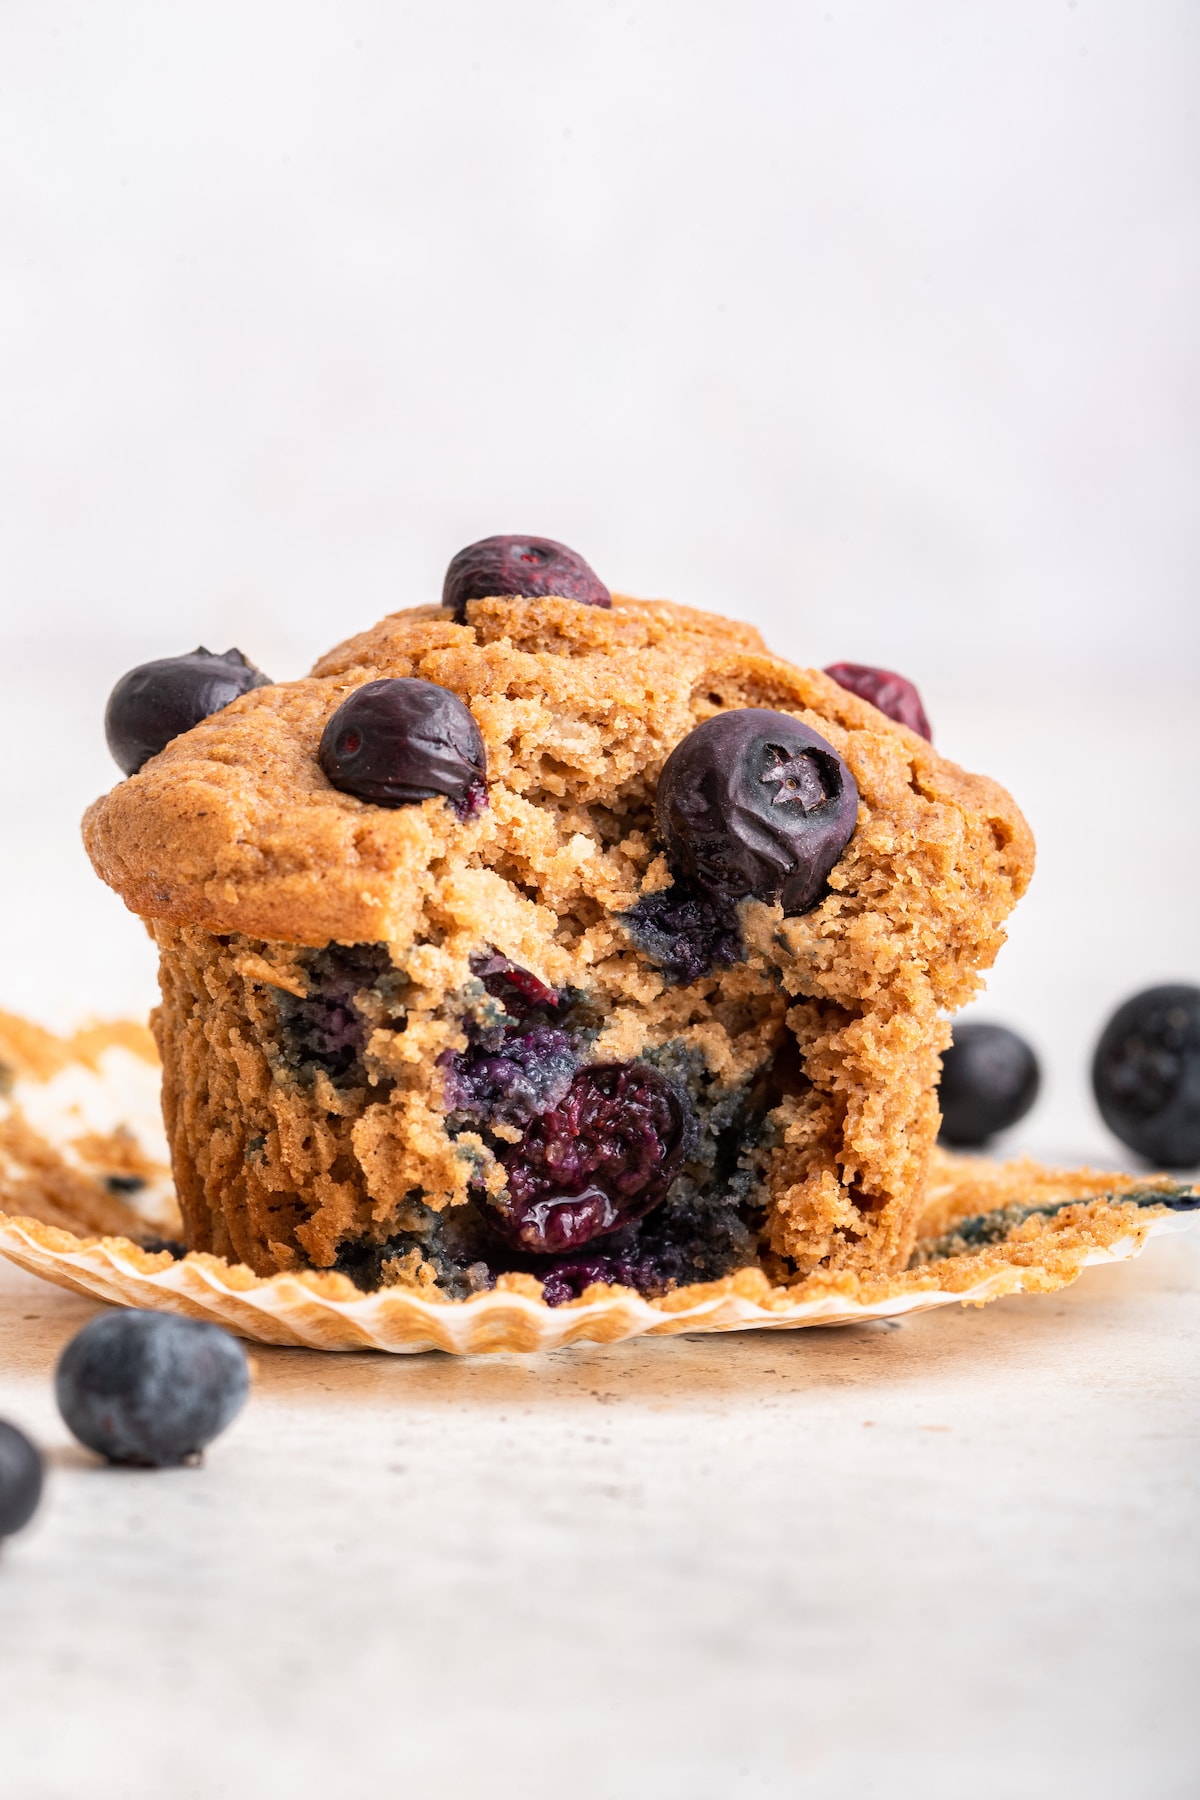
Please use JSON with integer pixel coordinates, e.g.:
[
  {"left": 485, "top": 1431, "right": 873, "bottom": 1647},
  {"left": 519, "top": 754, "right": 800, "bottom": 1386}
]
[
  {"left": 909, "top": 1183, "right": 1200, "bottom": 1267},
  {"left": 440, "top": 951, "right": 593, "bottom": 1131},
  {"left": 336, "top": 1000, "right": 780, "bottom": 1298},
  {"left": 272, "top": 942, "right": 402, "bottom": 1088}
]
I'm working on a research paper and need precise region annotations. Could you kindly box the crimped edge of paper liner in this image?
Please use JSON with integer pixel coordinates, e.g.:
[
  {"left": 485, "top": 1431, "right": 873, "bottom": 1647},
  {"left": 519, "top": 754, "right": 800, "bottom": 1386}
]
[{"left": 0, "top": 1205, "right": 1193, "bottom": 1354}]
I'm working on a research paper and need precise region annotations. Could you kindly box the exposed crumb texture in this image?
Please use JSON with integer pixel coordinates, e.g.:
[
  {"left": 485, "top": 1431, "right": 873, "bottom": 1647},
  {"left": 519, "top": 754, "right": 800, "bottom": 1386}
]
[{"left": 85, "top": 593, "right": 1035, "bottom": 1290}]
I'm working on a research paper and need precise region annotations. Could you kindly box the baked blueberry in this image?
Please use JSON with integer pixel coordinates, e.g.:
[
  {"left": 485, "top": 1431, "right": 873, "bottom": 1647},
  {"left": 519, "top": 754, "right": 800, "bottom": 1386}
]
[
  {"left": 656, "top": 709, "right": 858, "bottom": 916},
  {"left": 938, "top": 1021, "right": 1040, "bottom": 1147},
  {"left": 443, "top": 953, "right": 577, "bottom": 1128},
  {"left": 538, "top": 1249, "right": 650, "bottom": 1307},
  {"left": 446, "top": 1025, "right": 578, "bottom": 1130},
  {"left": 0, "top": 1420, "right": 43, "bottom": 1538},
  {"left": 106, "top": 647, "right": 271, "bottom": 776},
  {"left": 824, "top": 662, "right": 932, "bottom": 740},
  {"left": 489, "top": 1062, "right": 695, "bottom": 1254},
  {"left": 442, "top": 535, "right": 611, "bottom": 622},
  {"left": 318, "top": 678, "right": 487, "bottom": 818},
  {"left": 621, "top": 878, "right": 744, "bottom": 985},
  {"left": 55, "top": 1311, "right": 250, "bottom": 1467},
  {"left": 1092, "top": 985, "right": 1200, "bottom": 1168},
  {"left": 469, "top": 951, "right": 561, "bottom": 1016}
]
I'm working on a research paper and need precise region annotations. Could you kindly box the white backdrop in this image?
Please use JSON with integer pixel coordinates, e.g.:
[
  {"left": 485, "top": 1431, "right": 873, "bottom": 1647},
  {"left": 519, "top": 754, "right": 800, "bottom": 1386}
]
[{"left": 1, "top": 0, "right": 1197, "bottom": 1158}]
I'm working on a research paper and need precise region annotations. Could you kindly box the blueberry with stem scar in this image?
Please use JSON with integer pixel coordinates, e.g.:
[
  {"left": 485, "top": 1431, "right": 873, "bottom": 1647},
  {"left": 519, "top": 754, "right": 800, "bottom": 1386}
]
[
  {"left": 656, "top": 709, "right": 858, "bottom": 916},
  {"left": 824, "top": 662, "right": 932, "bottom": 741},
  {"left": 0, "top": 1420, "right": 43, "bottom": 1538},
  {"left": 55, "top": 1311, "right": 250, "bottom": 1468},
  {"left": 106, "top": 648, "right": 272, "bottom": 776},
  {"left": 319, "top": 678, "right": 487, "bottom": 818},
  {"left": 442, "top": 535, "right": 611, "bottom": 623}
]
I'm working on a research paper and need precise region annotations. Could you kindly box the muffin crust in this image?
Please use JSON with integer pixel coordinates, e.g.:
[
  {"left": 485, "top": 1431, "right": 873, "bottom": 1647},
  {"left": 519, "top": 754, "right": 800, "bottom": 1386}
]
[{"left": 84, "top": 593, "right": 1034, "bottom": 1287}]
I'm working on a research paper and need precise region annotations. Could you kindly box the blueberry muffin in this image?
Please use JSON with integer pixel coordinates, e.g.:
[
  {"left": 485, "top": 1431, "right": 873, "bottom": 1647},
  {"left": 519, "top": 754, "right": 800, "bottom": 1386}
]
[{"left": 83, "top": 536, "right": 1034, "bottom": 1301}]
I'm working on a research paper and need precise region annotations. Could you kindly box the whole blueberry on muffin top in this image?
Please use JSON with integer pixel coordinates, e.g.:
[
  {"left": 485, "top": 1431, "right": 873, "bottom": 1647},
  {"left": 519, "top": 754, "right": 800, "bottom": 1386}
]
[
  {"left": 106, "top": 646, "right": 272, "bottom": 776},
  {"left": 318, "top": 677, "right": 487, "bottom": 818},
  {"left": 655, "top": 708, "right": 859, "bottom": 916},
  {"left": 442, "top": 535, "right": 611, "bottom": 622},
  {"left": 824, "top": 663, "right": 932, "bottom": 741}
]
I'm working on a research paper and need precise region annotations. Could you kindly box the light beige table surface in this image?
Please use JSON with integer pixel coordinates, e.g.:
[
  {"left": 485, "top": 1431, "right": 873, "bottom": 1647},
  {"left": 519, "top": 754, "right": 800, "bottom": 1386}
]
[{"left": 1, "top": 1230, "right": 1198, "bottom": 1800}]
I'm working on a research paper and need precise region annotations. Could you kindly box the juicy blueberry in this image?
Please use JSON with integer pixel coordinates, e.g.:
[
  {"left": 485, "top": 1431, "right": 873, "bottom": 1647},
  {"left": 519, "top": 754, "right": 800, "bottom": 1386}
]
[
  {"left": 106, "top": 647, "right": 272, "bottom": 776},
  {"left": 55, "top": 1311, "right": 250, "bottom": 1467},
  {"left": 539, "top": 1252, "right": 648, "bottom": 1307},
  {"left": 536, "top": 1172, "right": 761, "bottom": 1305},
  {"left": 656, "top": 709, "right": 858, "bottom": 916},
  {"left": 1092, "top": 985, "right": 1200, "bottom": 1168},
  {"left": 824, "top": 662, "right": 932, "bottom": 741},
  {"left": 442, "top": 535, "right": 611, "bottom": 622},
  {"left": 938, "top": 1022, "right": 1040, "bottom": 1147},
  {"left": 489, "top": 1062, "right": 695, "bottom": 1254},
  {"left": 621, "top": 877, "right": 744, "bottom": 985},
  {"left": 319, "top": 678, "right": 487, "bottom": 817},
  {"left": 0, "top": 1419, "right": 43, "bottom": 1537}
]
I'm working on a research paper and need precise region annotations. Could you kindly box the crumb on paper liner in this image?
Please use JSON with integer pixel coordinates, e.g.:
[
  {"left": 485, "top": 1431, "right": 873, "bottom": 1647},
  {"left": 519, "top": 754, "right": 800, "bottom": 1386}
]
[{"left": 0, "top": 1009, "right": 1196, "bottom": 1353}]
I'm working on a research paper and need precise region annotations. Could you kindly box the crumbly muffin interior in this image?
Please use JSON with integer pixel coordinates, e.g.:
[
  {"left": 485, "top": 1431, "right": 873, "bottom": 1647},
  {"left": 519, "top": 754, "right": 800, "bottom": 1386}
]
[{"left": 88, "top": 594, "right": 1034, "bottom": 1297}]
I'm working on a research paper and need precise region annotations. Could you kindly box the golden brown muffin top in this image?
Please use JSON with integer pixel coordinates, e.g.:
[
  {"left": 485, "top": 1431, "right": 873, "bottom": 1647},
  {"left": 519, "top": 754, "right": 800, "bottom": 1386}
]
[{"left": 83, "top": 592, "right": 1033, "bottom": 1017}]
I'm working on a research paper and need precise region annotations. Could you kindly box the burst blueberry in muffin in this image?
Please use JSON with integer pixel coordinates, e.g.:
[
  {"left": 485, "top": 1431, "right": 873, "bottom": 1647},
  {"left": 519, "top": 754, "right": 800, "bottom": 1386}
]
[{"left": 83, "top": 540, "right": 1034, "bottom": 1302}]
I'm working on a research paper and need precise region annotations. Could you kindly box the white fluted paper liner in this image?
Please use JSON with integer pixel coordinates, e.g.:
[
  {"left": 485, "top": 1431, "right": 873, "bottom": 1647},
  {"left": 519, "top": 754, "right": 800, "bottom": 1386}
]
[
  {"left": 1, "top": 1010, "right": 1195, "bottom": 1353},
  {"left": 0, "top": 1207, "right": 1194, "bottom": 1353}
]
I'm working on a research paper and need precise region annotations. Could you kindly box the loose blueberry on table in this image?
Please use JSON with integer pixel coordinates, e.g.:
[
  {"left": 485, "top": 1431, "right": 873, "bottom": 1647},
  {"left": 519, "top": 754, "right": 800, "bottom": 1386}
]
[
  {"left": 319, "top": 677, "right": 487, "bottom": 817},
  {"left": 0, "top": 1419, "right": 43, "bottom": 1539},
  {"left": 55, "top": 1312, "right": 250, "bottom": 1468},
  {"left": 824, "top": 662, "right": 932, "bottom": 740},
  {"left": 442, "top": 534, "right": 611, "bottom": 622},
  {"left": 937, "top": 1022, "right": 1041, "bottom": 1148},
  {"left": 1092, "top": 985, "right": 1200, "bottom": 1169},
  {"left": 106, "top": 647, "right": 272, "bottom": 776}
]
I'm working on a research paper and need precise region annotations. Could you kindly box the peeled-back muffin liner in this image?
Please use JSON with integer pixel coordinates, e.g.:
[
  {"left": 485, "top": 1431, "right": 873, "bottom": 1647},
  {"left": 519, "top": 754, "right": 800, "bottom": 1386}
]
[{"left": 1, "top": 1011, "right": 1195, "bottom": 1354}]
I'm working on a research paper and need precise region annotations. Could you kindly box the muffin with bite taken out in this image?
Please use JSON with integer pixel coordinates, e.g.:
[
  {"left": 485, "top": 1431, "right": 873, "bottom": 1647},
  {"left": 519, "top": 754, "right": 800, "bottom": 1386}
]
[{"left": 83, "top": 535, "right": 1033, "bottom": 1303}]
